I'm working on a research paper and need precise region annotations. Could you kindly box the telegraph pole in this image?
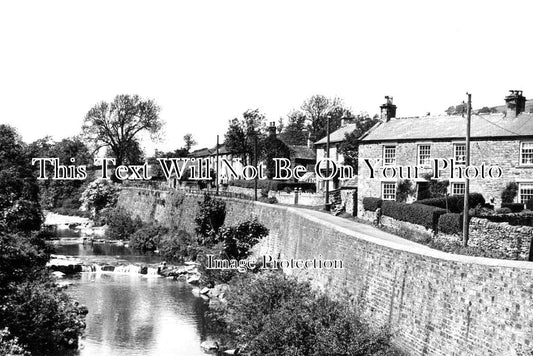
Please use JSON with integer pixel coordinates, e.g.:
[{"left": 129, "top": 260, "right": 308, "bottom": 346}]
[
  {"left": 324, "top": 114, "right": 331, "bottom": 211},
  {"left": 254, "top": 134, "right": 258, "bottom": 201},
  {"left": 462, "top": 93, "right": 472, "bottom": 247},
  {"left": 216, "top": 135, "right": 219, "bottom": 196}
]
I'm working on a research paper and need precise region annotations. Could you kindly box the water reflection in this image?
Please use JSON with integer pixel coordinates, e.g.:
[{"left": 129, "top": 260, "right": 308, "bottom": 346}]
[{"left": 58, "top": 242, "right": 211, "bottom": 356}]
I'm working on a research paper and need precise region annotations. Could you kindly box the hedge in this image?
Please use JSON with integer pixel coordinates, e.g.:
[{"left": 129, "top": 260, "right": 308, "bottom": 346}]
[
  {"left": 362, "top": 197, "right": 382, "bottom": 211},
  {"left": 501, "top": 203, "right": 525, "bottom": 213},
  {"left": 382, "top": 200, "right": 447, "bottom": 231},
  {"left": 414, "top": 193, "right": 485, "bottom": 213},
  {"left": 438, "top": 213, "right": 463, "bottom": 235},
  {"left": 229, "top": 179, "right": 316, "bottom": 193}
]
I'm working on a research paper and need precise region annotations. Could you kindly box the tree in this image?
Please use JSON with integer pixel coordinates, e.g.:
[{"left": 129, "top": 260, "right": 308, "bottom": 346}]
[
  {"left": 300, "top": 95, "right": 345, "bottom": 142},
  {"left": 183, "top": 133, "right": 197, "bottom": 152},
  {"left": 224, "top": 109, "right": 266, "bottom": 165},
  {"left": 0, "top": 125, "right": 42, "bottom": 232},
  {"left": 445, "top": 102, "right": 466, "bottom": 116},
  {"left": 82, "top": 94, "right": 163, "bottom": 168},
  {"left": 280, "top": 110, "right": 308, "bottom": 145},
  {"left": 338, "top": 114, "right": 379, "bottom": 172},
  {"left": 28, "top": 136, "right": 92, "bottom": 209}
]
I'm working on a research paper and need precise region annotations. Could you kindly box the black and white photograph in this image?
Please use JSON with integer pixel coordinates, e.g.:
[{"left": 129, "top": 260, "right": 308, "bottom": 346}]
[{"left": 1, "top": 1, "right": 533, "bottom": 355}]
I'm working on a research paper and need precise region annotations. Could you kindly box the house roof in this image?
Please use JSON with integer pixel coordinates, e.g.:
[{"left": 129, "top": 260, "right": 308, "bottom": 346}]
[
  {"left": 360, "top": 113, "right": 533, "bottom": 142},
  {"left": 289, "top": 145, "right": 316, "bottom": 160},
  {"left": 189, "top": 147, "right": 211, "bottom": 157},
  {"left": 314, "top": 124, "right": 357, "bottom": 145}
]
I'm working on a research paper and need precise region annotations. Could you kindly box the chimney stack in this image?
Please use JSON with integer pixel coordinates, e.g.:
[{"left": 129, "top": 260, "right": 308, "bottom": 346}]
[
  {"left": 268, "top": 121, "right": 277, "bottom": 137},
  {"left": 380, "top": 96, "right": 397, "bottom": 122},
  {"left": 505, "top": 90, "right": 526, "bottom": 118}
]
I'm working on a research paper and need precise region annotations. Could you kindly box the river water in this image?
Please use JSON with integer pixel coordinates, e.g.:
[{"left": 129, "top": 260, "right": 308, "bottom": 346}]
[{"left": 53, "top": 239, "right": 212, "bottom": 356}]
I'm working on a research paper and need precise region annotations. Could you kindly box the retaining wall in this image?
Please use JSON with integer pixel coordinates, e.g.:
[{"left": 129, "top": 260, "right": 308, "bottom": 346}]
[{"left": 118, "top": 187, "right": 533, "bottom": 356}]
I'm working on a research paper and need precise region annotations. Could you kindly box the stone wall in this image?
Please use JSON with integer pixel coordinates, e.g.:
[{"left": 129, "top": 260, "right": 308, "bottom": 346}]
[
  {"left": 226, "top": 185, "right": 325, "bottom": 206},
  {"left": 118, "top": 186, "right": 533, "bottom": 356},
  {"left": 361, "top": 209, "right": 533, "bottom": 261}
]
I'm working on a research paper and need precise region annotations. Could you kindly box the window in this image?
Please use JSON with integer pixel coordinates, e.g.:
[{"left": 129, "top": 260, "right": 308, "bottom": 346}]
[
  {"left": 382, "top": 182, "right": 396, "bottom": 200},
  {"left": 451, "top": 182, "right": 465, "bottom": 195},
  {"left": 519, "top": 183, "right": 533, "bottom": 204},
  {"left": 383, "top": 146, "right": 396, "bottom": 166},
  {"left": 520, "top": 142, "right": 533, "bottom": 165},
  {"left": 418, "top": 144, "right": 431, "bottom": 166},
  {"left": 454, "top": 143, "right": 466, "bottom": 165}
]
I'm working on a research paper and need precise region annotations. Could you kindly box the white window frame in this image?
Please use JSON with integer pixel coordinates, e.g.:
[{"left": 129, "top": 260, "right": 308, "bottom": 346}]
[
  {"left": 417, "top": 144, "right": 431, "bottom": 166},
  {"left": 520, "top": 141, "right": 533, "bottom": 166},
  {"left": 451, "top": 182, "right": 465, "bottom": 196},
  {"left": 453, "top": 143, "right": 466, "bottom": 165},
  {"left": 518, "top": 182, "right": 533, "bottom": 204},
  {"left": 381, "top": 181, "right": 396, "bottom": 201},
  {"left": 383, "top": 145, "right": 396, "bottom": 166}
]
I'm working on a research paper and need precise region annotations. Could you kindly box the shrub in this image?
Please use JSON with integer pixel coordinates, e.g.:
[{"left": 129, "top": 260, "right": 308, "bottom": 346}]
[
  {"left": 129, "top": 224, "right": 163, "bottom": 252},
  {"left": 382, "top": 200, "right": 446, "bottom": 231},
  {"left": 501, "top": 182, "right": 518, "bottom": 203},
  {"left": 194, "top": 194, "right": 226, "bottom": 245},
  {"left": 438, "top": 213, "right": 463, "bottom": 235},
  {"left": 396, "top": 179, "right": 415, "bottom": 203},
  {"left": 158, "top": 229, "right": 197, "bottom": 261},
  {"left": 211, "top": 272, "right": 403, "bottom": 356},
  {"left": 501, "top": 203, "right": 525, "bottom": 213},
  {"left": 495, "top": 207, "right": 512, "bottom": 214},
  {"left": 104, "top": 208, "right": 142, "bottom": 240},
  {"left": 0, "top": 328, "right": 29, "bottom": 355},
  {"left": 415, "top": 193, "right": 485, "bottom": 213},
  {"left": 79, "top": 179, "right": 119, "bottom": 216},
  {"left": 362, "top": 197, "right": 382, "bottom": 211},
  {"left": 220, "top": 216, "right": 268, "bottom": 259}
]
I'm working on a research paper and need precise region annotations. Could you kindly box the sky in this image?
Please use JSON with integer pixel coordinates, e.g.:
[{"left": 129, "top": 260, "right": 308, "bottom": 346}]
[{"left": 1, "top": 0, "right": 533, "bottom": 155}]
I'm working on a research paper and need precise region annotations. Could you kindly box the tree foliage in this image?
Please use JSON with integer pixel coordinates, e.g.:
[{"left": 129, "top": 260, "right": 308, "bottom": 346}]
[
  {"left": 183, "top": 133, "right": 197, "bottom": 152},
  {"left": 28, "top": 136, "right": 92, "bottom": 209},
  {"left": 82, "top": 94, "right": 163, "bottom": 167},
  {"left": 194, "top": 194, "right": 226, "bottom": 245},
  {"left": 339, "top": 114, "right": 379, "bottom": 171},
  {"left": 280, "top": 111, "right": 308, "bottom": 145},
  {"left": 224, "top": 109, "right": 266, "bottom": 165},
  {"left": 80, "top": 179, "right": 119, "bottom": 216},
  {"left": 0, "top": 125, "right": 42, "bottom": 232},
  {"left": 220, "top": 216, "right": 268, "bottom": 259},
  {"left": 212, "top": 272, "right": 403, "bottom": 356}
]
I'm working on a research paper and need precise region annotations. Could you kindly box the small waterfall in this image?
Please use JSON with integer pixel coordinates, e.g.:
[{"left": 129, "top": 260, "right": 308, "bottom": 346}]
[{"left": 79, "top": 263, "right": 160, "bottom": 276}]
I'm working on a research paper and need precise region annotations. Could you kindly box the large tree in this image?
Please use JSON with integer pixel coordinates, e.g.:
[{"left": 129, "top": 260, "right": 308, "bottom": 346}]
[
  {"left": 280, "top": 110, "right": 308, "bottom": 146},
  {"left": 224, "top": 109, "right": 266, "bottom": 165},
  {"left": 300, "top": 94, "right": 345, "bottom": 142},
  {"left": 82, "top": 94, "right": 163, "bottom": 167},
  {"left": 183, "top": 133, "right": 197, "bottom": 152}
]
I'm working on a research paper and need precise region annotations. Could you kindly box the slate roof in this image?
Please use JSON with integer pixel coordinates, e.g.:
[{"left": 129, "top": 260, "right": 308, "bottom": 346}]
[
  {"left": 289, "top": 145, "right": 316, "bottom": 160},
  {"left": 360, "top": 113, "right": 533, "bottom": 142},
  {"left": 314, "top": 124, "right": 357, "bottom": 145}
]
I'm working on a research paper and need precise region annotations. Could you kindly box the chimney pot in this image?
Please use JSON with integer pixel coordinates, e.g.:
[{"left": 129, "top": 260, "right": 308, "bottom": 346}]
[
  {"left": 380, "top": 96, "right": 397, "bottom": 122},
  {"left": 505, "top": 90, "right": 526, "bottom": 118}
]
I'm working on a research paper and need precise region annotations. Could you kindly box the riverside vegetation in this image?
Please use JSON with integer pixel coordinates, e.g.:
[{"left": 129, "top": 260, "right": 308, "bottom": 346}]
[
  {"left": 101, "top": 191, "right": 403, "bottom": 355},
  {"left": 0, "top": 125, "right": 87, "bottom": 355}
]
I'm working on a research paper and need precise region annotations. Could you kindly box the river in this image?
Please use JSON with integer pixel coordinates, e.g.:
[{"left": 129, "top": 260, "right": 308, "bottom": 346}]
[{"left": 53, "top": 239, "right": 213, "bottom": 356}]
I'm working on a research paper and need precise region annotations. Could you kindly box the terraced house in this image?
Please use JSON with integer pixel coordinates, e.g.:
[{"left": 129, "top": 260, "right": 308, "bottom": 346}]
[{"left": 357, "top": 91, "right": 533, "bottom": 215}]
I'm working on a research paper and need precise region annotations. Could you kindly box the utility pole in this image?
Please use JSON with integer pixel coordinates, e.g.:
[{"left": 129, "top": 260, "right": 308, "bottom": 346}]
[
  {"left": 216, "top": 135, "right": 219, "bottom": 196},
  {"left": 254, "top": 134, "right": 258, "bottom": 201},
  {"left": 324, "top": 114, "right": 331, "bottom": 211},
  {"left": 462, "top": 93, "right": 472, "bottom": 247}
]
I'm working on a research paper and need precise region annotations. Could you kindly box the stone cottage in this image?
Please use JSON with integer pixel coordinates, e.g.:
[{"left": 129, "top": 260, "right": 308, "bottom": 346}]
[{"left": 357, "top": 91, "right": 533, "bottom": 215}]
